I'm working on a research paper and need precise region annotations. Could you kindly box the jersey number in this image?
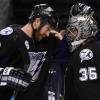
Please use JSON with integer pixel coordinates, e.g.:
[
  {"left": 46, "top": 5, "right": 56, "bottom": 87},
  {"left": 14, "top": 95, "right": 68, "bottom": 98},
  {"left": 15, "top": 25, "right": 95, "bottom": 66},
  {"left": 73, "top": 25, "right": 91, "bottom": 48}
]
[{"left": 79, "top": 67, "right": 98, "bottom": 81}]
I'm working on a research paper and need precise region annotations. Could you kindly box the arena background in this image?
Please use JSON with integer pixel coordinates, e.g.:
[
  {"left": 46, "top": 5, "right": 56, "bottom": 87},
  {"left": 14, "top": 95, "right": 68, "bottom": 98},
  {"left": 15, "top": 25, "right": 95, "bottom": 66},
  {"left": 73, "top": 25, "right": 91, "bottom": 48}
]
[
  {"left": 0, "top": 0, "right": 99, "bottom": 100},
  {"left": 1, "top": 0, "right": 100, "bottom": 30}
]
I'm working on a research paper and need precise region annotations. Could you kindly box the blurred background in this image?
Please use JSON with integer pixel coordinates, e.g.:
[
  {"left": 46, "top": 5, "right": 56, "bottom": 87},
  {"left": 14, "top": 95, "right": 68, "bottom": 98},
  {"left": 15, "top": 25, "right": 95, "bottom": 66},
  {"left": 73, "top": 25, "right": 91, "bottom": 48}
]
[{"left": 0, "top": 0, "right": 100, "bottom": 33}]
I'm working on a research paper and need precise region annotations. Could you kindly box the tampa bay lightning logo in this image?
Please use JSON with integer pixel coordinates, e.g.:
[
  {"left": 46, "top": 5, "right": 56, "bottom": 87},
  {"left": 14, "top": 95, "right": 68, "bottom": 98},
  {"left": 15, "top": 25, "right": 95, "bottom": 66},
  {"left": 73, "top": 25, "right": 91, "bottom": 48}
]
[
  {"left": 79, "top": 49, "right": 93, "bottom": 62},
  {"left": 27, "top": 51, "right": 47, "bottom": 82},
  {"left": 0, "top": 27, "right": 13, "bottom": 35}
]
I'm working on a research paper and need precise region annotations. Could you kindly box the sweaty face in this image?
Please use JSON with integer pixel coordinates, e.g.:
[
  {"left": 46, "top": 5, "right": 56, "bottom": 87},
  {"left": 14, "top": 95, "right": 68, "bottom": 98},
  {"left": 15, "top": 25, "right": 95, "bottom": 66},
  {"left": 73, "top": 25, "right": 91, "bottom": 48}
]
[
  {"left": 67, "top": 26, "right": 78, "bottom": 42},
  {"left": 35, "top": 24, "right": 53, "bottom": 41}
]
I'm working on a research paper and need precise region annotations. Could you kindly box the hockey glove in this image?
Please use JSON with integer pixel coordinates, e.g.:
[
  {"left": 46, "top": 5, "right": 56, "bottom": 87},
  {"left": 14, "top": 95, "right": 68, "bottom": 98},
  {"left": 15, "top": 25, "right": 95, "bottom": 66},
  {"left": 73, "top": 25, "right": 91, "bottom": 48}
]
[{"left": 0, "top": 67, "right": 32, "bottom": 91}]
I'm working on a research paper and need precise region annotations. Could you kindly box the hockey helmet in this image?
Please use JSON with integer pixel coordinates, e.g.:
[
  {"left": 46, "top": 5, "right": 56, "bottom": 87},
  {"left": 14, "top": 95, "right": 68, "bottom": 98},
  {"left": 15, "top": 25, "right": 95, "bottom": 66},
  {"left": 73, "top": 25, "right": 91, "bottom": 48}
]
[{"left": 29, "top": 4, "right": 59, "bottom": 29}]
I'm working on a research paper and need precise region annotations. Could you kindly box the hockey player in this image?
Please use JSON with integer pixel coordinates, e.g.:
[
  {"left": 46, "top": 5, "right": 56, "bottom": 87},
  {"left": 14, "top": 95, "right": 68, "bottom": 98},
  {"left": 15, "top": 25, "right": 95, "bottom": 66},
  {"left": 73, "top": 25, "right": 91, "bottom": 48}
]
[
  {"left": 65, "top": 3, "right": 100, "bottom": 100},
  {"left": 0, "top": 4, "right": 63, "bottom": 100}
]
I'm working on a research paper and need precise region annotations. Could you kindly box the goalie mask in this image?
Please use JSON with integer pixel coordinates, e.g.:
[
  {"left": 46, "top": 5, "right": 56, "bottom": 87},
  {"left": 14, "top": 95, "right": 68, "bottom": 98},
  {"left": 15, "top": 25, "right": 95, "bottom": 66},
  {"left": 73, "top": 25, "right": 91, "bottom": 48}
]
[
  {"left": 67, "top": 3, "right": 98, "bottom": 42},
  {"left": 70, "top": 3, "right": 94, "bottom": 16}
]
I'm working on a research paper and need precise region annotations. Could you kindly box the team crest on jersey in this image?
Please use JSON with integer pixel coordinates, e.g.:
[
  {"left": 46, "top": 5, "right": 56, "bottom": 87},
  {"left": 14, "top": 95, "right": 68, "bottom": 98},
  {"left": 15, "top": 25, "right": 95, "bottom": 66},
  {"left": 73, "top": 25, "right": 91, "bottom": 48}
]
[
  {"left": 25, "top": 40, "right": 30, "bottom": 50},
  {"left": 0, "top": 27, "right": 13, "bottom": 35},
  {"left": 79, "top": 49, "right": 93, "bottom": 62},
  {"left": 27, "top": 51, "right": 47, "bottom": 82}
]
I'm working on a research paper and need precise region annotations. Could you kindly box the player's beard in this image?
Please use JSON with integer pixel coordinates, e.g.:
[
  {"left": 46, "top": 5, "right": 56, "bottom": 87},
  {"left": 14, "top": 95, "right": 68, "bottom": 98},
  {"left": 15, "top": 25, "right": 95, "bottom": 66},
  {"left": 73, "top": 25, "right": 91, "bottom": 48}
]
[{"left": 32, "top": 26, "right": 43, "bottom": 42}]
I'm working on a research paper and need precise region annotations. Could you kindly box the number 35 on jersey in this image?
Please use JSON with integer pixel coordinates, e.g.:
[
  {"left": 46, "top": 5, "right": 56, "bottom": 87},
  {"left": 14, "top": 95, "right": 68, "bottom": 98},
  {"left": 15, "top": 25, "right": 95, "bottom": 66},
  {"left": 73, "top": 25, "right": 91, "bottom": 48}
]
[{"left": 79, "top": 67, "right": 98, "bottom": 81}]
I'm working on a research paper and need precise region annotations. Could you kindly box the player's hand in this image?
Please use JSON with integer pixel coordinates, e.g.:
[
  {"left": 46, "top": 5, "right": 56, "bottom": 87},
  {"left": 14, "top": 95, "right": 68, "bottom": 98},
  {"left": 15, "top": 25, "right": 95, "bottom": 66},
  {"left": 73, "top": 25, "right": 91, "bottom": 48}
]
[{"left": 50, "top": 30, "right": 64, "bottom": 40}]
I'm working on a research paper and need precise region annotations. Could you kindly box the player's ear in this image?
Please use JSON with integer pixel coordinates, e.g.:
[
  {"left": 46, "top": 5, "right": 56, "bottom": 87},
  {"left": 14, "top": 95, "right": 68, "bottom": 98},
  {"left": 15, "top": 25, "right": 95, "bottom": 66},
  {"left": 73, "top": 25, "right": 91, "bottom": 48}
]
[{"left": 33, "top": 18, "right": 41, "bottom": 29}]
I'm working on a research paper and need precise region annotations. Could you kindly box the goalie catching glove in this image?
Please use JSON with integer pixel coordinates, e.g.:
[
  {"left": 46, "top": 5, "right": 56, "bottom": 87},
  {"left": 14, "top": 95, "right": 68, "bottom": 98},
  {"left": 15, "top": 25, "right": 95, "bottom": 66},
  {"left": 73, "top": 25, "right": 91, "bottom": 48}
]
[{"left": 0, "top": 67, "right": 32, "bottom": 91}]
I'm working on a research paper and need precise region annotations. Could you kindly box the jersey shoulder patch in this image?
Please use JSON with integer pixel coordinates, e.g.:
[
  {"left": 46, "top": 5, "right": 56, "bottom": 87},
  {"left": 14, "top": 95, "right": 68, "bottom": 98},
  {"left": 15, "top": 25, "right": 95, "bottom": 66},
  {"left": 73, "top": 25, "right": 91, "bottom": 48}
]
[{"left": 0, "top": 27, "right": 13, "bottom": 35}]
